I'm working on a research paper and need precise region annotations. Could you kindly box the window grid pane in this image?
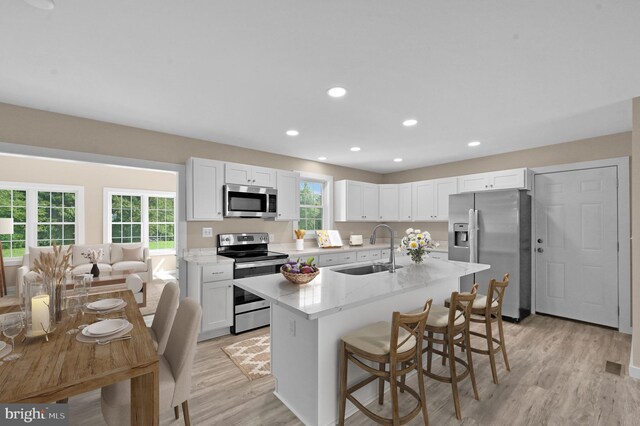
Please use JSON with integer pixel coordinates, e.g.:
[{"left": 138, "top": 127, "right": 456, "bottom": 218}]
[
  {"left": 110, "top": 194, "right": 143, "bottom": 244},
  {"left": 298, "top": 180, "right": 324, "bottom": 234},
  {"left": 148, "top": 196, "right": 175, "bottom": 250},
  {"left": 37, "top": 191, "right": 76, "bottom": 247},
  {"left": 0, "top": 190, "right": 27, "bottom": 258}
]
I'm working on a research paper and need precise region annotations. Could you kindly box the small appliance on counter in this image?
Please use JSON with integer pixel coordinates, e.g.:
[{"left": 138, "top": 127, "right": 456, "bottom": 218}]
[
  {"left": 349, "top": 235, "right": 363, "bottom": 246},
  {"left": 218, "top": 232, "right": 288, "bottom": 334}
]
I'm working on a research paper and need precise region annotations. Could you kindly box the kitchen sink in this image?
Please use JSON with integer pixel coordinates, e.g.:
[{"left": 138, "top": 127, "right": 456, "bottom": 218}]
[{"left": 332, "top": 263, "right": 403, "bottom": 276}]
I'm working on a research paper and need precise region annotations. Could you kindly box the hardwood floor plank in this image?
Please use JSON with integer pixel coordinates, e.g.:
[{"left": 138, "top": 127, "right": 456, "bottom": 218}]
[{"left": 67, "top": 315, "right": 638, "bottom": 425}]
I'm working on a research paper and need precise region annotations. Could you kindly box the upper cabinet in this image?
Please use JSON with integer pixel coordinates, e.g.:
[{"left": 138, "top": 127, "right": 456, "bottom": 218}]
[
  {"left": 457, "top": 168, "right": 530, "bottom": 193},
  {"left": 398, "top": 183, "right": 413, "bottom": 221},
  {"left": 335, "top": 180, "right": 379, "bottom": 222},
  {"left": 379, "top": 184, "right": 399, "bottom": 221},
  {"left": 225, "top": 163, "right": 276, "bottom": 188},
  {"left": 187, "top": 158, "right": 224, "bottom": 221},
  {"left": 275, "top": 170, "right": 300, "bottom": 221},
  {"left": 412, "top": 177, "right": 457, "bottom": 221}
]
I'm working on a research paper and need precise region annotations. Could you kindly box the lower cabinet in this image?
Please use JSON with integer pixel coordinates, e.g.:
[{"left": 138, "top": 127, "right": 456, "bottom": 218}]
[
  {"left": 202, "top": 280, "right": 233, "bottom": 332},
  {"left": 428, "top": 251, "right": 449, "bottom": 261}
]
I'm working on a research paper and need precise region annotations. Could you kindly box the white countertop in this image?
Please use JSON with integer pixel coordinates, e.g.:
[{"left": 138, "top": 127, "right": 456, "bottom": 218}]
[
  {"left": 233, "top": 257, "right": 489, "bottom": 320},
  {"left": 183, "top": 249, "right": 234, "bottom": 265},
  {"left": 270, "top": 241, "right": 448, "bottom": 257}
]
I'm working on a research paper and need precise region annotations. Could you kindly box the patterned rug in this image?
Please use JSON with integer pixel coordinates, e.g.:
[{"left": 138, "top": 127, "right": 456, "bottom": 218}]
[{"left": 222, "top": 335, "right": 271, "bottom": 380}]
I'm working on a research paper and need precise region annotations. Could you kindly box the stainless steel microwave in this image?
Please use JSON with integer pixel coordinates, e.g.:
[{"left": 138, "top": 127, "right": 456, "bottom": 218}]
[{"left": 223, "top": 184, "right": 277, "bottom": 218}]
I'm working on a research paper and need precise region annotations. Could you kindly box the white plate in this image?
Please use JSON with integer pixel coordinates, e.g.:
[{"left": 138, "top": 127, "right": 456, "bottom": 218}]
[
  {"left": 87, "top": 298, "right": 124, "bottom": 311},
  {"left": 82, "top": 319, "right": 129, "bottom": 337},
  {"left": 0, "top": 341, "right": 6, "bottom": 351}
]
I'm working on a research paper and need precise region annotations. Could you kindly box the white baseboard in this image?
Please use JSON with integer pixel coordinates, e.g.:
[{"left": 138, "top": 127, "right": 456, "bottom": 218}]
[{"left": 630, "top": 347, "right": 640, "bottom": 380}]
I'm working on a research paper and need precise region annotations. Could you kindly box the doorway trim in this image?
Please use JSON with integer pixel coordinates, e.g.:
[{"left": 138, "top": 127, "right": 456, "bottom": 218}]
[
  {"left": 0, "top": 141, "right": 187, "bottom": 295},
  {"left": 531, "top": 156, "right": 630, "bottom": 334}
]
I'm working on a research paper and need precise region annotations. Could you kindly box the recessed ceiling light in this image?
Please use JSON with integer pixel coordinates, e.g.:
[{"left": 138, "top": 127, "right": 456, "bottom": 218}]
[
  {"left": 468, "top": 141, "right": 481, "bottom": 147},
  {"left": 286, "top": 130, "right": 299, "bottom": 136},
  {"left": 23, "top": 0, "right": 55, "bottom": 9},
  {"left": 317, "top": 156, "right": 327, "bottom": 161},
  {"left": 350, "top": 147, "right": 361, "bottom": 152},
  {"left": 327, "top": 87, "right": 347, "bottom": 98},
  {"left": 393, "top": 158, "right": 403, "bottom": 162},
  {"left": 402, "top": 119, "right": 418, "bottom": 127}
]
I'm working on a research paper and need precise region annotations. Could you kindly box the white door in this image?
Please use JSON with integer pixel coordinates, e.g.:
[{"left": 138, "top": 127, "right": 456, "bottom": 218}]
[
  {"left": 225, "top": 163, "right": 252, "bottom": 185},
  {"left": 457, "top": 173, "right": 491, "bottom": 192},
  {"left": 412, "top": 180, "right": 435, "bottom": 220},
  {"left": 276, "top": 171, "right": 300, "bottom": 221},
  {"left": 346, "top": 181, "right": 364, "bottom": 221},
  {"left": 189, "top": 158, "right": 223, "bottom": 220},
  {"left": 201, "top": 280, "right": 233, "bottom": 331},
  {"left": 434, "top": 178, "right": 457, "bottom": 221},
  {"left": 252, "top": 166, "right": 277, "bottom": 188},
  {"left": 398, "top": 183, "right": 412, "bottom": 221},
  {"left": 379, "top": 184, "right": 399, "bottom": 221},
  {"left": 534, "top": 167, "right": 618, "bottom": 327}
]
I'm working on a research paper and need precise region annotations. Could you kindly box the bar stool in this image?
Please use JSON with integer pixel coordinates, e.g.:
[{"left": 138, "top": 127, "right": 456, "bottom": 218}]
[
  {"left": 338, "top": 300, "right": 433, "bottom": 426},
  {"left": 468, "top": 273, "right": 510, "bottom": 384},
  {"left": 423, "top": 285, "right": 479, "bottom": 420}
]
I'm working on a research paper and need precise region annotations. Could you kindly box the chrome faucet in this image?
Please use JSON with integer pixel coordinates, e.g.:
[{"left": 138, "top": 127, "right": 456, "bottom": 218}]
[{"left": 370, "top": 224, "right": 396, "bottom": 273}]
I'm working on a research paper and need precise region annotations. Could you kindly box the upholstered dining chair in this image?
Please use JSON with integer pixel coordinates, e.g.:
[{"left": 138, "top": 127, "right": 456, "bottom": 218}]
[
  {"left": 101, "top": 297, "right": 202, "bottom": 426},
  {"left": 148, "top": 282, "right": 180, "bottom": 355}
]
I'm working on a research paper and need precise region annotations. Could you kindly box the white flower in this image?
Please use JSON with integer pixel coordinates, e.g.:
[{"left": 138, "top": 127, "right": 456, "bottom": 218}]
[
  {"left": 409, "top": 241, "right": 418, "bottom": 249},
  {"left": 414, "top": 229, "right": 421, "bottom": 234},
  {"left": 408, "top": 233, "right": 415, "bottom": 239},
  {"left": 416, "top": 233, "right": 424, "bottom": 239},
  {"left": 406, "top": 228, "right": 414, "bottom": 235},
  {"left": 419, "top": 239, "right": 426, "bottom": 247}
]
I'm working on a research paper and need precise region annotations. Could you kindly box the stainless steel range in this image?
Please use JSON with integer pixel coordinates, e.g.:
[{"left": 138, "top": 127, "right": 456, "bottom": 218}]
[{"left": 217, "top": 232, "right": 288, "bottom": 334}]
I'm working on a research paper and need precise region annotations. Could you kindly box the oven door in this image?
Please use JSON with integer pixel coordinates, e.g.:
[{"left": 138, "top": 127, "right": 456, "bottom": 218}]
[
  {"left": 224, "top": 184, "right": 277, "bottom": 218},
  {"left": 233, "top": 260, "right": 284, "bottom": 306}
]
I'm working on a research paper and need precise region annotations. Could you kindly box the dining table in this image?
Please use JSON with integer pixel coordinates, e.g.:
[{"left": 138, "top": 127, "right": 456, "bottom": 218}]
[{"left": 0, "top": 290, "right": 159, "bottom": 425}]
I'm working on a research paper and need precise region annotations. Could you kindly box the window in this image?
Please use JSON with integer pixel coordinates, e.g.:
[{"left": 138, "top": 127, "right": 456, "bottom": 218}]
[
  {"left": 105, "top": 189, "right": 176, "bottom": 253},
  {"left": 0, "top": 189, "right": 27, "bottom": 258},
  {"left": 295, "top": 173, "right": 332, "bottom": 239},
  {"left": 111, "top": 195, "right": 142, "bottom": 244},
  {"left": 0, "top": 183, "right": 83, "bottom": 261},
  {"left": 37, "top": 191, "right": 76, "bottom": 247},
  {"left": 148, "top": 196, "right": 175, "bottom": 250}
]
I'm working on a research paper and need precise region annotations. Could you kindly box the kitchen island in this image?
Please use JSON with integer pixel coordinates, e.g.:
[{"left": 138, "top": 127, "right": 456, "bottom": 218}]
[{"left": 233, "top": 256, "right": 490, "bottom": 426}]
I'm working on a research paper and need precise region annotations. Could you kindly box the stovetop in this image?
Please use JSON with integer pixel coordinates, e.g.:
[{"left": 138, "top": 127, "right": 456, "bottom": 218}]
[{"left": 221, "top": 250, "right": 288, "bottom": 263}]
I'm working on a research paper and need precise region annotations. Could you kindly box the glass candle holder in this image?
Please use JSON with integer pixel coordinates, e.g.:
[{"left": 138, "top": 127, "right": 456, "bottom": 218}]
[{"left": 23, "top": 275, "right": 54, "bottom": 338}]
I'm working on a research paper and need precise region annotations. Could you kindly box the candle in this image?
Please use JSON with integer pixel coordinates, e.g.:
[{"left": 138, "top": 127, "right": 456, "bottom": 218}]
[{"left": 32, "top": 294, "right": 50, "bottom": 336}]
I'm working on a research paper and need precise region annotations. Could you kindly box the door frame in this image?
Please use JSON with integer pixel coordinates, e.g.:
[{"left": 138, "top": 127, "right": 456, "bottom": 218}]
[
  {"left": 0, "top": 140, "right": 187, "bottom": 296},
  {"left": 531, "top": 156, "right": 630, "bottom": 334}
]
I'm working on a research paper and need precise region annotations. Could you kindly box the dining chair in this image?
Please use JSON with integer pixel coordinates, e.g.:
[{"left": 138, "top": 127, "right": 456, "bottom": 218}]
[
  {"left": 149, "top": 282, "right": 180, "bottom": 355},
  {"left": 338, "top": 299, "right": 432, "bottom": 425},
  {"left": 100, "top": 297, "right": 202, "bottom": 426},
  {"left": 125, "top": 273, "right": 144, "bottom": 305}
]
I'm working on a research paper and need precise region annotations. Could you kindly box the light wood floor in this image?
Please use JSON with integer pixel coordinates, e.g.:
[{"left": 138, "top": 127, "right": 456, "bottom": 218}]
[{"left": 68, "top": 314, "right": 638, "bottom": 425}]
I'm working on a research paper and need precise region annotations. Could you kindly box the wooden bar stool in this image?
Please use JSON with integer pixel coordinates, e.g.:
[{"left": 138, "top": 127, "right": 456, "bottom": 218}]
[
  {"left": 468, "top": 273, "right": 510, "bottom": 384},
  {"left": 423, "top": 285, "right": 479, "bottom": 420},
  {"left": 338, "top": 300, "right": 433, "bottom": 426}
]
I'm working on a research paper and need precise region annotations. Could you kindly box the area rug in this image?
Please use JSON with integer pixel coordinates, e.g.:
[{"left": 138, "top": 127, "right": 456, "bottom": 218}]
[
  {"left": 139, "top": 278, "right": 170, "bottom": 316},
  {"left": 222, "top": 335, "right": 271, "bottom": 380}
]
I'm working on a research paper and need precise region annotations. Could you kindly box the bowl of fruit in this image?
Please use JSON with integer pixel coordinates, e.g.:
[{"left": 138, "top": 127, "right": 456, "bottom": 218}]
[{"left": 280, "top": 257, "right": 320, "bottom": 285}]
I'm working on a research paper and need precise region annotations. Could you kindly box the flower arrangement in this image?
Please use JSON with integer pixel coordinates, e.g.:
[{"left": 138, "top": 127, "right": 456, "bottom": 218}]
[
  {"left": 399, "top": 228, "right": 439, "bottom": 264},
  {"left": 81, "top": 248, "right": 104, "bottom": 264}
]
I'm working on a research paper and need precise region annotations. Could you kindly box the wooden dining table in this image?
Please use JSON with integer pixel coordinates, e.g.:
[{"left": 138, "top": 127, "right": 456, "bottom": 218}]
[{"left": 0, "top": 290, "right": 159, "bottom": 425}]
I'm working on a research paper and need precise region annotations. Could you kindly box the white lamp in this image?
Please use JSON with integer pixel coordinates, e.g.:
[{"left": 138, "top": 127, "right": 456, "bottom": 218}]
[{"left": 0, "top": 218, "right": 14, "bottom": 297}]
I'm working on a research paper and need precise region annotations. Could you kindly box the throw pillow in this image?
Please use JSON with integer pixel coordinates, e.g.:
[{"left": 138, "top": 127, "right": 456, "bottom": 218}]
[{"left": 121, "top": 246, "right": 143, "bottom": 262}]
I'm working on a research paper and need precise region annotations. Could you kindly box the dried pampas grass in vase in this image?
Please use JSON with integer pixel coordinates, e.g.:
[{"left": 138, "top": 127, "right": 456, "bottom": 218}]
[{"left": 31, "top": 242, "right": 73, "bottom": 324}]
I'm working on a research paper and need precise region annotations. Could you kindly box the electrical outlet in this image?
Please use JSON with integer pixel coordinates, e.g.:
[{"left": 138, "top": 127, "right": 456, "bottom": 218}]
[
  {"left": 269, "top": 234, "right": 275, "bottom": 243},
  {"left": 202, "top": 227, "right": 213, "bottom": 238},
  {"left": 288, "top": 319, "right": 296, "bottom": 337}
]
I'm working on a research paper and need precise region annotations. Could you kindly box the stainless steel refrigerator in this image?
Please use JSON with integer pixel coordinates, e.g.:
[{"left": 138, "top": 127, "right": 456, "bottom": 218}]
[{"left": 448, "top": 189, "right": 531, "bottom": 321}]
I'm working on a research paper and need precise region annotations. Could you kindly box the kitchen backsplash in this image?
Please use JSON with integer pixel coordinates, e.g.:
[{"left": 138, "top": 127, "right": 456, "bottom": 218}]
[{"left": 186, "top": 218, "right": 448, "bottom": 249}]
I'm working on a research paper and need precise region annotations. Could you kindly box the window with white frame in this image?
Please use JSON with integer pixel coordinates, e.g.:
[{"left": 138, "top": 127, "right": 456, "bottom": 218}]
[
  {"left": 295, "top": 173, "right": 332, "bottom": 239},
  {"left": 105, "top": 189, "right": 176, "bottom": 253},
  {"left": 0, "top": 183, "right": 83, "bottom": 261}
]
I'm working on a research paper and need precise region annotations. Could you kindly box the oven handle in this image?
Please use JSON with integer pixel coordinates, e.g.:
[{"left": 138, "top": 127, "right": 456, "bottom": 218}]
[{"left": 234, "top": 259, "right": 288, "bottom": 269}]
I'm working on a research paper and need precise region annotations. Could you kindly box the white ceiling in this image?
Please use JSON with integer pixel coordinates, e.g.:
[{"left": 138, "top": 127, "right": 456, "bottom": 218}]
[{"left": 1, "top": 1, "right": 639, "bottom": 173}]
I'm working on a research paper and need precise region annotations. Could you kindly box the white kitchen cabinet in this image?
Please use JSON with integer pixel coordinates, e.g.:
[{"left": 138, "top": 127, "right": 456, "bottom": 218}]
[
  {"left": 379, "top": 184, "right": 399, "bottom": 221},
  {"left": 412, "top": 180, "right": 435, "bottom": 221},
  {"left": 275, "top": 170, "right": 300, "bottom": 221},
  {"left": 202, "top": 280, "right": 233, "bottom": 332},
  {"left": 412, "top": 178, "right": 457, "bottom": 221},
  {"left": 398, "top": 183, "right": 413, "bottom": 221},
  {"left": 225, "top": 162, "right": 277, "bottom": 188},
  {"left": 318, "top": 253, "right": 340, "bottom": 266},
  {"left": 356, "top": 249, "right": 381, "bottom": 262},
  {"left": 338, "top": 252, "right": 356, "bottom": 264},
  {"left": 186, "top": 157, "right": 224, "bottom": 221},
  {"left": 335, "top": 180, "right": 379, "bottom": 222},
  {"left": 458, "top": 168, "right": 530, "bottom": 192},
  {"left": 428, "top": 251, "right": 449, "bottom": 261}
]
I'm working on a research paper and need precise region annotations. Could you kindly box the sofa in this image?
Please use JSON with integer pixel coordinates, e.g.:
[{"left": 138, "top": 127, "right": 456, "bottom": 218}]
[{"left": 17, "top": 243, "right": 153, "bottom": 297}]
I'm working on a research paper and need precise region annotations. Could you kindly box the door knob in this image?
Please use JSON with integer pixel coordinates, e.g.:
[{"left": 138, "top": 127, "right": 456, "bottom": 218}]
[
  {"left": 537, "top": 238, "right": 543, "bottom": 243},
  {"left": 537, "top": 248, "right": 544, "bottom": 253}
]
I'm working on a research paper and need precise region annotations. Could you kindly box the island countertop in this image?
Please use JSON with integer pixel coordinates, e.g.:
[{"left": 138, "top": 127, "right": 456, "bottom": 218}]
[{"left": 233, "top": 257, "right": 489, "bottom": 320}]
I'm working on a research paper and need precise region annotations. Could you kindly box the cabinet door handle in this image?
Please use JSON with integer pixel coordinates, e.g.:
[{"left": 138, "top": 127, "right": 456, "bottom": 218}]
[
  {"left": 211, "top": 271, "right": 225, "bottom": 275},
  {"left": 218, "top": 211, "right": 221, "bottom": 215}
]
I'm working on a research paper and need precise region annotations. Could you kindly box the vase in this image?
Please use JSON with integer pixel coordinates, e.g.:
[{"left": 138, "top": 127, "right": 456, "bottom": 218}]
[
  {"left": 409, "top": 249, "right": 425, "bottom": 264},
  {"left": 91, "top": 263, "right": 100, "bottom": 278},
  {"left": 295, "top": 239, "right": 305, "bottom": 251},
  {"left": 23, "top": 275, "right": 54, "bottom": 337}
]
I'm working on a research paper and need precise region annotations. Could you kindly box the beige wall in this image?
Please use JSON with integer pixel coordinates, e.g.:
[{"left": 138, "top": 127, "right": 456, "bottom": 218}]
[
  {"left": 632, "top": 97, "right": 640, "bottom": 368},
  {"left": 0, "top": 154, "right": 177, "bottom": 288}
]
